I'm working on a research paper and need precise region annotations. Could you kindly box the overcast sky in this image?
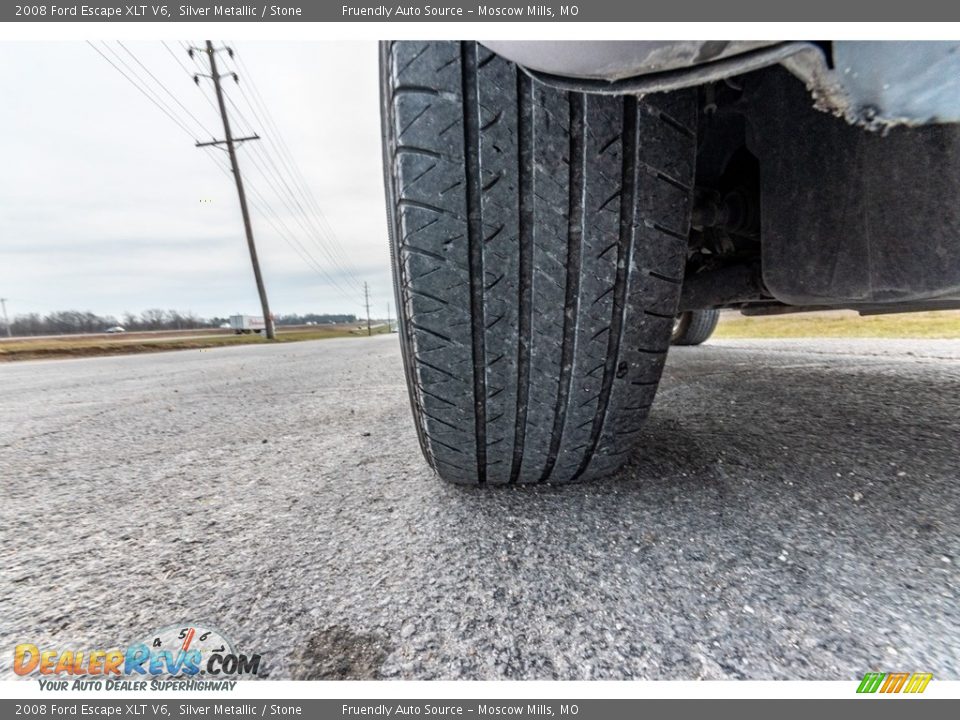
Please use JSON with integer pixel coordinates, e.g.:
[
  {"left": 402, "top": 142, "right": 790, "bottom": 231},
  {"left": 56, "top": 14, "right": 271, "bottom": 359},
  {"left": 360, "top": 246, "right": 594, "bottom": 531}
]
[{"left": 0, "top": 40, "right": 391, "bottom": 321}]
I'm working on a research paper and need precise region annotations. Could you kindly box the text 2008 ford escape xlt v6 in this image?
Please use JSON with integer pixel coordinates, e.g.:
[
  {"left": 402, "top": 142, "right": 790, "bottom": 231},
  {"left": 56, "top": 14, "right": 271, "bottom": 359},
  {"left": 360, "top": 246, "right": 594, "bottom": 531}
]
[{"left": 380, "top": 41, "right": 960, "bottom": 485}]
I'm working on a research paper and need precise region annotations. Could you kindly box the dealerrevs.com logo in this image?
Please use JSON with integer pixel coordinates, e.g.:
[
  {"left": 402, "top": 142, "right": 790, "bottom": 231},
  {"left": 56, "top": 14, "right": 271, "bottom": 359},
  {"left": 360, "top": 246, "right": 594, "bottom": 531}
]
[{"left": 14, "top": 624, "right": 262, "bottom": 690}]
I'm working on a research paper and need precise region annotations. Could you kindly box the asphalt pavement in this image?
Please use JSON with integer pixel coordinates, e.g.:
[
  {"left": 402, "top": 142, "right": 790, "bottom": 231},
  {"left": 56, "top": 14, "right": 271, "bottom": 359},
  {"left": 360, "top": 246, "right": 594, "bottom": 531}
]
[{"left": 1, "top": 335, "right": 958, "bottom": 680}]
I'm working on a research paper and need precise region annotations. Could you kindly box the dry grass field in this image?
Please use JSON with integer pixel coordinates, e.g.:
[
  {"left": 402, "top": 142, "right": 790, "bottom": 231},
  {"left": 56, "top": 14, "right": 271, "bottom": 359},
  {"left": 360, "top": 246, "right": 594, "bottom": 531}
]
[
  {"left": 0, "top": 324, "right": 390, "bottom": 361},
  {"left": 714, "top": 310, "right": 960, "bottom": 340}
]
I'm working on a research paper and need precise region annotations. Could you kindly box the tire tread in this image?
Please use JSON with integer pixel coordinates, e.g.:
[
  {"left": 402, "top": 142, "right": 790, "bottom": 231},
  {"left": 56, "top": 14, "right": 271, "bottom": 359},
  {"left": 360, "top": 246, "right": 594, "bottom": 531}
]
[{"left": 382, "top": 41, "right": 696, "bottom": 484}]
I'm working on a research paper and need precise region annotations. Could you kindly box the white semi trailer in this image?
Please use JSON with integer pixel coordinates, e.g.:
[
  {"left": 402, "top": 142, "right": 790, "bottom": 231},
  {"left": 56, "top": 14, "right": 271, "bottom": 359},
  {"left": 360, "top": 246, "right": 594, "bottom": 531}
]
[{"left": 229, "top": 315, "right": 265, "bottom": 334}]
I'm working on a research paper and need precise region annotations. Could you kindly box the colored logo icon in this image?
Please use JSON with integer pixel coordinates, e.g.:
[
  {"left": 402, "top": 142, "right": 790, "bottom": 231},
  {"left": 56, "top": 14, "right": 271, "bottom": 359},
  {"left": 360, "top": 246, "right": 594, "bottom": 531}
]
[{"left": 857, "top": 672, "right": 933, "bottom": 694}]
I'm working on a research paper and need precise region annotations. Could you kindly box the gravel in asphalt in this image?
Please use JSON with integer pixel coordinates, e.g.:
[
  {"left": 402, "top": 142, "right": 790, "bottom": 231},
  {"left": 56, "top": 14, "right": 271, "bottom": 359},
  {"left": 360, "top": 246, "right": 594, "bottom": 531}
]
[{"left": 1, "top": 335, "right": 958, "bottom": 680}]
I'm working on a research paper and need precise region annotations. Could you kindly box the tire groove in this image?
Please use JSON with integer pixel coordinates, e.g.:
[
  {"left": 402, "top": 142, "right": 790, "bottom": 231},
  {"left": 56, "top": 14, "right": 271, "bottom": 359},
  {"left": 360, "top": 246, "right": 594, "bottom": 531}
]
[
  {"left": 397, "top": 198, "right": 457, "bottom": 217},
  {"left": 540, "top": 91, "right": 586, "bottom": 483},
  {"left": 649, "top": 270, "right": 682, "bottom": 284},
  {"left": 393, "top": 85, "right": 442, "bottom": 96},
  {"left": 462, "top": 42, "right": 487, "bottom": 484},
  {"left": 573, "top": 96, "right": 637, "bottom": 481},
  {"left": 651, "top": 221, "right": 688, "bottom": 241},
  {"left": 396, "top": 145, "right": 444, "bottom": 159},
  {"left": 509, "top": 69, "right": 534, "bottom": 484}
]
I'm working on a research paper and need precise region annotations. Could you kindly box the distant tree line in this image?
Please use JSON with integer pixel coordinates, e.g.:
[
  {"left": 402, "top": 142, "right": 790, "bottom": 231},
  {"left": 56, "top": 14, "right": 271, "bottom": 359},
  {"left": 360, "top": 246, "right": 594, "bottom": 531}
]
[
  {"left": 0, "top": 309, "right": 358, "bottom": 337},
  {"left": 8, "top": 311, "right": 116, "bottom": 336},
  {"left": 274, "top": 313, "right": 357, "bottom": 326}
]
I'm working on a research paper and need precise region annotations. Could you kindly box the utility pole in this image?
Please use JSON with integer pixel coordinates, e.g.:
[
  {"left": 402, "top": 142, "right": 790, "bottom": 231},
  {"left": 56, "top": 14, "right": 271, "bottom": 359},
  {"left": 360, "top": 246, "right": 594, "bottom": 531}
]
[
  {"left": 0, "top": 298, "right": 10, "bottom": 338},
  {"left": 194, "top": 40, "right": 275, "bottom": 340},
  {"left": 363, "top": 282, "right": 372, "bottom": 336},
  {"left": 386, "top": 302, "right": 392, "bottom": 333}
]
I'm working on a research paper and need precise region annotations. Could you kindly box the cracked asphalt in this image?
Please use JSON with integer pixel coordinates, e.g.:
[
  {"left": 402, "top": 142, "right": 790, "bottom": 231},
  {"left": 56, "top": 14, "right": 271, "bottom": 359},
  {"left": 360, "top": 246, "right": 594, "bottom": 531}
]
[{"left": 1, "top": 335, "right": 958, "bottom": 680}]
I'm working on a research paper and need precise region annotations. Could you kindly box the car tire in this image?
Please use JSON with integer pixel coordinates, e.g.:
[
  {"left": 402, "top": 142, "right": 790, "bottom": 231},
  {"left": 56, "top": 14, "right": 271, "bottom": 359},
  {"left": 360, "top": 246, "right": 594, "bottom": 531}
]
[
  {"left": 381, "top": 41, "right": 696, "bottom": 484},
  {"left": 671, "top": 309, "right": 720, "bottom": 346}
]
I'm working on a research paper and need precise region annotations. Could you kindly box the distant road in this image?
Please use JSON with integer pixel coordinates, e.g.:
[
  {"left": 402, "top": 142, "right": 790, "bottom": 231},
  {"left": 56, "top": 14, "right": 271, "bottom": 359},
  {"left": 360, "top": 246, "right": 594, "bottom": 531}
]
[
  {"left": 0, "top": 327, "right": 226, "bottom": 342},
  {"left": 0, "top": 324, "right": 353, "bottom": 343},
  {"left": 1, "top": 335, "right": 958, "bottom": 680}
]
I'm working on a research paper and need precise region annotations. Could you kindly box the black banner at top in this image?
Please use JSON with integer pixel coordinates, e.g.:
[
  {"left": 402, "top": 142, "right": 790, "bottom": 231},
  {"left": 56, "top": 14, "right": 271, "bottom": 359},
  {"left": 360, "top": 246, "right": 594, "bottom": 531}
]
[{"left": 4, "top": 0, "right": 960, "bottom": 22}]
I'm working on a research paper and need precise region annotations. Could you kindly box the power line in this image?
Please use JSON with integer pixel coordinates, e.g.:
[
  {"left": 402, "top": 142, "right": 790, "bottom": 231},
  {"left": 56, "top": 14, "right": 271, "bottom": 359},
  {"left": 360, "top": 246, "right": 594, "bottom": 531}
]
[
  {"left": 239, "top": 149, "right": 362, "bottom": 301},
  {"left": 209, "top": 79, "right": 365, "bottom": 301},
  {"left": 205, "top": 46, "right": 364, "bottom": 297},
  {"left": 89, "top": 40, "right": 371, "bottom": 313},
  {"left": 212, "top": 88, "right": 360, "bottom": 298},
  {"left": 99, "top": 42, "right": 210, "bottom": 139},
  {"left": 162, "top": 40, "right": 197, "bottom": 78},
  {"left": 86, "top": 41, "right": 200, "bottom": 142},
  {"left": 228, "top": 43, "right": 366, "bottom": 289},
  {"left": 153, "top": 41, "right": 364, "bottom": 306},
  {"left": 195, "top": 40, "right": 275, "bottom": 340},
  {"left": 224, "top": 81, "right": 366, "bottom": 295},
  {"left": 174, "top": 42, "right": 364, "bottom": 305},
  {"left": 116, "top": 41, "right": 212, "bottom": 137},
  {"left": 240, "top": 85, "right": 361, "bottom": 288},
  {"left": 202, "top": 145, "right": 363, "bottom": 307},
  {"left": 182, "top": 40, "right": 208, "bottom": 71},
  {"left": 199, "top": 136, "right": 362, "bottom": 308},
  {"left": 246, "top": 176, "right": 360, "bottom": 297},
  {"left": 162, "top": 40, "right": 222, "bottom": 119},
  {"left": 224, "top": 95, "right": 365, "bottom": 298}
]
